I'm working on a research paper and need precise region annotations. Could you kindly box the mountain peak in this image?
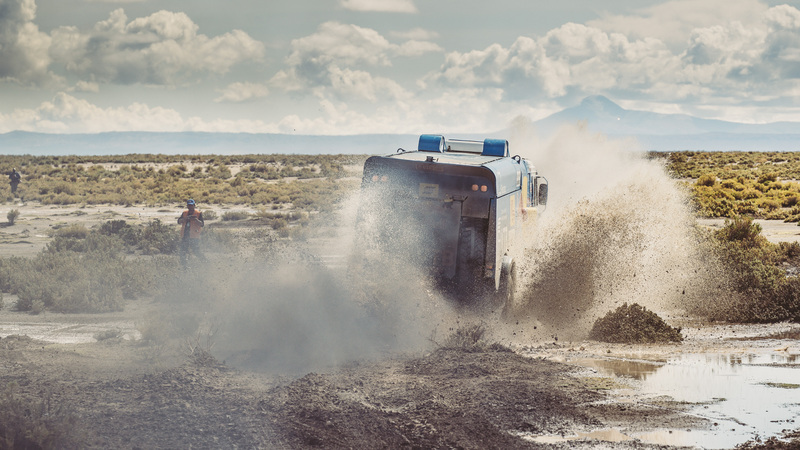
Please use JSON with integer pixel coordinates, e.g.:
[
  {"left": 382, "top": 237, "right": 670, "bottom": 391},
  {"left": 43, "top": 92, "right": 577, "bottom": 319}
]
[{"left": 580, "top": 95, "right": 625, "bottom": 116}]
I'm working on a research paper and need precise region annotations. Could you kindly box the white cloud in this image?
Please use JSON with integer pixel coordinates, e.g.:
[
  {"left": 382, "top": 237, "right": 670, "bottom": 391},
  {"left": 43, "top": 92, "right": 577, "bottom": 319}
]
[
  {"left": 272, "top": 21, "right": 439, "bottom": 100},
  {"left": 269, "top": 85, "right": 539, "bottom": 135},
  {"left": 327, "top": 66, "right": 408, "bottom": 101},
  {"left": 49, "top": 9, "right": 265, "bottom": 85},
  {"left": 0, "top": 92, "right": 279, "bottom": 133},
  {"left": 765, "top": 4, "right": 800, "bottom": 30},
  {"left": 285, "top": 21, "right": 396, "bottom": 70},
  {"left": 70, "top": 80, "right": 100, "bottom": 92},
  {"left": 0, "top": 0, "right": 56, "bottom": 86},
  {"left": 426, "top": 3, "right": 800, "bottom": 108},
  {"left": 214, "top": 82, "right": 269, "bottom": 103},
  {"left": 0, "top": 92, "right": 182, "bottom": 132},
  {"left": 398, "top": 40, "right": 443, "bottom": 57},
  {"left": 339, "top": 0, "right": 418, "bottom": 13},
  {"left": 588, "top": 0, "right": 769, "bottom": 50},
  {"left": 390, "top": 28, "right": 439, "bottom": 41}
]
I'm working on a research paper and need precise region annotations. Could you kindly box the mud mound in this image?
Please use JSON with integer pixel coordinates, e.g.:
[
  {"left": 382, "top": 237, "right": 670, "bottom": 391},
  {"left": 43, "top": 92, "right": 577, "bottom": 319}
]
[
  {"left": 439, "top": 324, "right": 513, "bottom": 353},
  {"left": 589, "top": 303, "right": 683, "bottom": 343}
]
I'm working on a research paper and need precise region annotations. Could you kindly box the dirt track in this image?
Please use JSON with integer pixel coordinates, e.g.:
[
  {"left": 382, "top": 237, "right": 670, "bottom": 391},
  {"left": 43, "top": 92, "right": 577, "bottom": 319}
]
[
  {"left": 3, "top": 307, "right": 799, "bottom": 448},
  {"left": 0, "top": 329, "right": 699, "bottom": 449}
]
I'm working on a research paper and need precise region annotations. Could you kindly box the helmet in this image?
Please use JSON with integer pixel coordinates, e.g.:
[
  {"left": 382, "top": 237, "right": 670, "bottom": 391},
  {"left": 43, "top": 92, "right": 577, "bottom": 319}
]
[{"left": 186, "top": 199, "right": 195, "bottom": 206}]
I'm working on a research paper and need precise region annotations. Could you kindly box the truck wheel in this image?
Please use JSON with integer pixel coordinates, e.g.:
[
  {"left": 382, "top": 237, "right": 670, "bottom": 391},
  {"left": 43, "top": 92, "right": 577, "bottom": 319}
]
[{"left": 496, "top": 262, "right": 517, "bottom": 318}]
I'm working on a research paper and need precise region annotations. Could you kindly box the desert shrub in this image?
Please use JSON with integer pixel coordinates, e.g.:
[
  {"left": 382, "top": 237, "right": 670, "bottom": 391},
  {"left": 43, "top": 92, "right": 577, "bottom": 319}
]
[
  {"left": 696, "top": 173, "right": 717, "bottom": 187},
  {"left": 202, "top": 209, "right": 217, "bottom": 221},
  {"left": 6, "top": 209, "right": 19, "bottom": 224},
  {"left": 758, "top": 198, "right": 781, "bottom": 212},
  {"left": 766, "top": 209, "right": 790, "bottom": 220},
  {"left": 698, "top": 217, "right": 800, "bottom": 323},
  {"left": 741, "top": 188, "right": 762, "bottom": 200},
  {"left": 54, "top": 223, "right": 89, "bottom": 239},
  {"left": 138, "top": 219, "right": 178, "bottom": 254},
  {"left": 0, "top": 240, "right": 177, "bottom": 313},
  {"left": 721, "top": 179, "right": 745, "bottom": 191},
  {"left": 589, "top": 303, "right": 683, "bottom": 343},
  {"left": 716, "top": 216, "right": 763, "bottom": 246},
  {"left": 271, "top": 217, "right": 289, "bottom": 231},
  {"left": 758, "top": 172, "right": 778, "bottom": 184},
  {"left": 46, "top": 231, "right": 124, "bottom": 255},
  {"left": 692, "top": 186, "right": 737, "bottom": 217},
  {"left": 221, "top": 210, "right": 250, "bottom": 221},
  {"left": 0, "top": 384, "right": 87, "bottom": 449}
]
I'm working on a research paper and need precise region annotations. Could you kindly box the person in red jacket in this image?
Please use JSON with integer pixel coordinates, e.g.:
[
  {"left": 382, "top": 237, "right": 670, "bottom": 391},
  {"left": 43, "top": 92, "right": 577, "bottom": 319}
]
[{"left": 177, "top": 199, "right": 206, "bottom": 268}]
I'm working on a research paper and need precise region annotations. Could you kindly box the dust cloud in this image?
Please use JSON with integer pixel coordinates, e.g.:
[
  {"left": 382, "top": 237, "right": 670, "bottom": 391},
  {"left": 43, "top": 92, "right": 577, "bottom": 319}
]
[
  {"left": 503, "top": 118, "right": 725, "bottom": 341},
  {"left": 155, "top": 193, "right": 457, "bottom": 375}
]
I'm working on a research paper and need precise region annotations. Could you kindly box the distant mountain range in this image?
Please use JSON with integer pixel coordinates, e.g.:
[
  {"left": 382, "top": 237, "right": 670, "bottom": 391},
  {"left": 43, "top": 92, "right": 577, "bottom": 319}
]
[
  {"left": 536, "top": 95, "right": 800, "bottom": 151},
  {"left": 0, "top": 96, "right": 797, "bottom": 155}
]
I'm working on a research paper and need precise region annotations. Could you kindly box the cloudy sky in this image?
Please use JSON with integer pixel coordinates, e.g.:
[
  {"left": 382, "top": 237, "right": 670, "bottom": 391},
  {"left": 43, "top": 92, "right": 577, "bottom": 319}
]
[{"left": 0, "top": 0, "right": 798, "bottom": 135}]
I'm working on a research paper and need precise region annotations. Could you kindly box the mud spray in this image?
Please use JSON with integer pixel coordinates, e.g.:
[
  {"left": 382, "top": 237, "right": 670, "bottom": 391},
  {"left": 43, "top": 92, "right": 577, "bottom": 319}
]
[
  {"left": 500, "top": 118, "right": 726, "bottom": 343},
  {"left": 155, "top": 122, "right": 725, "bottom": 374}
]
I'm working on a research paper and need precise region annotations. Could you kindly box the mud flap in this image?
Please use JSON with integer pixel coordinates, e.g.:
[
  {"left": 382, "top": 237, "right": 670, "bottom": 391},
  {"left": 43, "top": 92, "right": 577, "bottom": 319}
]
[
  {"left": 496, "top": 257, "right": 517, "bottom": 319},
  {"left": 434, "top": 203, "right": 463, "bottom": 279}
]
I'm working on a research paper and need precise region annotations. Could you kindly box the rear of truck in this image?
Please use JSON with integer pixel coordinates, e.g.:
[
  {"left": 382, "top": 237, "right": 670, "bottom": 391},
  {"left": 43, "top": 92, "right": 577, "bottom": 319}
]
[{"left": 353, "top": 135, "right": 546, "bottom": 305}]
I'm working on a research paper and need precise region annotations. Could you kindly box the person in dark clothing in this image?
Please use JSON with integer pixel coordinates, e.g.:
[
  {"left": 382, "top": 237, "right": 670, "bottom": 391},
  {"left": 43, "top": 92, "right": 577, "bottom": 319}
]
[
  {"left": 177, "top": 199, "right": 206, "bottom": 268},
  {"left": 8, "top": 168, "right": 20, "bottom": 195}
]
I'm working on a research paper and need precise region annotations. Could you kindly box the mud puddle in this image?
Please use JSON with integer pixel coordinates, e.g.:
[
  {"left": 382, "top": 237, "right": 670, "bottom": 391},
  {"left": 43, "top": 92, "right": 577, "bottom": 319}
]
[{"left": 542, "top": 349, "right": 800, "bottom": 448}]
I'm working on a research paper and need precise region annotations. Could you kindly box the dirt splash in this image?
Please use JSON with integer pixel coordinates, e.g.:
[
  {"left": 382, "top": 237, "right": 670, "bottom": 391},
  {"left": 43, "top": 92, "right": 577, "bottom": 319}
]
[{"left": 504, "top": 120, "right": 727, "bottom": 340}]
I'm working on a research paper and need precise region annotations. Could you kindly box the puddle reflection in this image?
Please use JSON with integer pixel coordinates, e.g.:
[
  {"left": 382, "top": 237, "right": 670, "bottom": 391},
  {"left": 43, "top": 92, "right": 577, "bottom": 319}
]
[{"left": 575, "top": 352, "right": 800, "bottom": 449}]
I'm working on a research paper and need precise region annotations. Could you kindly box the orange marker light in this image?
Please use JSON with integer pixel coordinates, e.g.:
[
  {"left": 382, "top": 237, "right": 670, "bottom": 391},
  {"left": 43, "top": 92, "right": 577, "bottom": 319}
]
[
  {"left": 371, "top": 175, "right": 379, "bottom": 182},
  {"left": 480, "top": 185, "right": 487, "bottom": 192},
  {"left": 381, "top": 175, "right": 388, "bottom": 182},
  {"left": 471, "top": 184, "right": 479, "bottom": 191}
]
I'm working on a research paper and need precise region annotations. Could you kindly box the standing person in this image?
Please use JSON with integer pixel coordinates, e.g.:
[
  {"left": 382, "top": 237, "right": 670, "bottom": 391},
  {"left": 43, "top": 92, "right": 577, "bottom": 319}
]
[
  {"left": 8, "top": 168, "right": 20, "bottom": 195},
  {"left": 178, "top": 199, "right": 206, "bottom": 268}
]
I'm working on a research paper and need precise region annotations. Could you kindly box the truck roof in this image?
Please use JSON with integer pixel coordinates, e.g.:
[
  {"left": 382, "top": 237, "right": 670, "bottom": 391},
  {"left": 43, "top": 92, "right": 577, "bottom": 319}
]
[
  {"left": 382, "top": 150, "right": 504, "bottom": 167},
  {"left": 364, "top": 135, "right": 524, "bottom": 197}
]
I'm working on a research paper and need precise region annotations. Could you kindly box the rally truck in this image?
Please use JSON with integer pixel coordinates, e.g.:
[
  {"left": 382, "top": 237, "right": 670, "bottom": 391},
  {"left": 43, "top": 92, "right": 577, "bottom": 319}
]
[{"left": 353, "top": 134, "right": 548, "bottom": 309}]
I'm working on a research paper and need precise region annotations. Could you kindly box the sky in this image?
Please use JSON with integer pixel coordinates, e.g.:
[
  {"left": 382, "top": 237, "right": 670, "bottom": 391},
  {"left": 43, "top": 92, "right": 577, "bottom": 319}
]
[{"left": 0, "top": 0, "right": 799, "bottom": 135}]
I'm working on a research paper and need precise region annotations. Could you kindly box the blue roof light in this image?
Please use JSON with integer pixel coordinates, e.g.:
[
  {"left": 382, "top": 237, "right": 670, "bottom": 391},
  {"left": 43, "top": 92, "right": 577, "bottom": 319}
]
[
  {"left": 418, "top": 134, "right": 445, "bottom": 152},
  {"left": 482, "top": 139, "right": 508, "bottom": 157}
]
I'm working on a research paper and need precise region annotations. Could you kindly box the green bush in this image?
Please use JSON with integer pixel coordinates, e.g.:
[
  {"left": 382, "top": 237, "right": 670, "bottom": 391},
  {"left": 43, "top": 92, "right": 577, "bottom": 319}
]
[
  {"left": 54, "top": 224, "right": 89, "bottom": 239},
  {"left": 696, "top": 173, "right": 717, "bottom": 187},
  {"left": 699, "top": 216, "right": 800, "bottom": 323},
  {"left": 202, "top": 209, "right": 218, "bottom": 221},
  {"left": 0, "top": 230, "right": 178, "bottom": 313},
  {"left": 221, "top": 210, "right": 250, "bottom": 221},
  {"left": 6, "top": 209, "right": 19, "bottom": 224}
]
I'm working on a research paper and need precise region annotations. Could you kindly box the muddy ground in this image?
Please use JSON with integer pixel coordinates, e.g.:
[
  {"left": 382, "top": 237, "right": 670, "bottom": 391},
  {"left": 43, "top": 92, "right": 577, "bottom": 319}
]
[
  {"left": 2, "top": 311, "right": 798, "bottom": 449},
  {"left": 1, "top": 203, "right": 800, "bottom": 448}
]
